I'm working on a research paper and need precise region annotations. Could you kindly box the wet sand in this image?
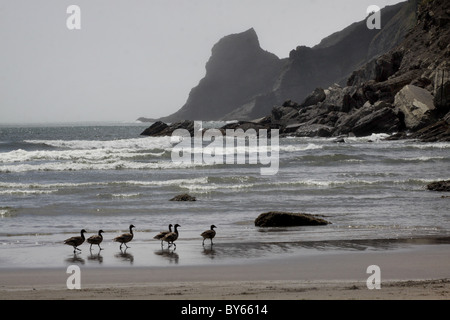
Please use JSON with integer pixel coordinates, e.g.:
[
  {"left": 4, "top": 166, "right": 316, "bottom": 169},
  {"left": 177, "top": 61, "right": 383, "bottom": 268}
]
[{"left": 1, "top": 243, "right": 450, "bottom": 300}]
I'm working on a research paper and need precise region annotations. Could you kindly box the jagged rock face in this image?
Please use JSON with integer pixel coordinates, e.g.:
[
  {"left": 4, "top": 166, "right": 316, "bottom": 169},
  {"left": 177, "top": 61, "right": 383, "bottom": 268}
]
[
  {"left": 434, "top": 78, "right": 450, "bottom": 112},
  {"left": 299, "top": 88, "right": 326, "bottom": 108},
  {"left": 161, "top": 28, "right": 283, "bottom": 121},
  {"left": 351, "top": 102, "right": 401, "bottom": 136},
  {"left": 267, "top": 1, "right": 413, "bottom": 112},
  {"left": 347, "top": 51, "right": 405, "bottom": 87},
  {"left": 333, "top": 101, "right": 401, "bottom": 136},
  {"left": 349, "top": 0, "right": 450, "bottom": 101}
]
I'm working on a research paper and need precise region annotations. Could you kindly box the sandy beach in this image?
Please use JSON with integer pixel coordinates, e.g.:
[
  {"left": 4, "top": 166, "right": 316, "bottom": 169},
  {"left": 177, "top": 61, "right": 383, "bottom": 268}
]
[{"left": 1, "top": 242, "right": 449, "bottom": 300}]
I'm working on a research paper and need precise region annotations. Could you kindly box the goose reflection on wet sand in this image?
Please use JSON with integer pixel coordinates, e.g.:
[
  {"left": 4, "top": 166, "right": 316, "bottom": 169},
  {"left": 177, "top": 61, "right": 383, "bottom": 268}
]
[
  {"left": 154, "top": 248, "right": 179, "bottom": 264},
  {"left": 65, "top": 253, "right": 85, "bottom": 265},
  {"left": 115, "top": 249, "right": 134, "bottom": 264},
  {"left": 202, "top": 246, "right": 216, "bottom": 259},
  {"left": 87, "top": 251, "right": 104, "bottom": 264}
]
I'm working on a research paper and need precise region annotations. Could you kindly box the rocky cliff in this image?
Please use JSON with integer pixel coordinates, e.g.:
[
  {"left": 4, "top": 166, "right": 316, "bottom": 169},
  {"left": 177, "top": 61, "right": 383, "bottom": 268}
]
[
  {"left": 146, "top": 1, "right": 417, "bottom": 122},
  {"left": 253, "top": 0, "right": 417, "bottom": 119},
  {"left": 141, "top": 0, "right": 450, "bottom": 142},
  {"left": 159, "top": 28, "right": 284, "bottom": 122}
]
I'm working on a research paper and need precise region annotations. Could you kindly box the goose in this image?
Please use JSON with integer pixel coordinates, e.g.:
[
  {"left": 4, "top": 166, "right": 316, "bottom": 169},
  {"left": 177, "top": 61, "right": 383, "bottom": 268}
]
[
  {"left": 161, "top": 224, "right": 180, "bottom": 248},
  {"left": 201, "top": 225, "right": 217, "bottom": 246},
  {"left": 114, "top": 224, "right": 135, "bottom": 250},
  {"left": 64, "top": 229, "right": 87, "bottom": 253},
  {"left": 153, "top": 224, "right": 172, "bottom": 246},
  {"left": 87, "top": 229, "right": 104, "bottom": 250}
]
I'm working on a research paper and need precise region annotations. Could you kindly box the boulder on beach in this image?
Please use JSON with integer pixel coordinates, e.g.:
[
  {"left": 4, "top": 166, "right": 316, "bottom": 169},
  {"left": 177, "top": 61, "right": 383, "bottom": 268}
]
[
  {"left": 169, "top": 194, "right": 197, "bottom": 201},
  {"left": 394, "top": 85, "right": 436, "bottom": 131},
  {"left": 254, "top": 211, "right": 330, "bottom": 227},
  {"left": 427, "top": 180, "right": 450, "bottom": 192}
]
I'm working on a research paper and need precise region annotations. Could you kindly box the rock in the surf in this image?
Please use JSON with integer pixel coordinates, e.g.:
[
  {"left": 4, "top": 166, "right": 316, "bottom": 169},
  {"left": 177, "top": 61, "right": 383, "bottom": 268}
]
[
  {"left": 427, "top": 180, "right": 450, "bottom": 192},
  {"left": 170, "top": 194, "right": 197, "bottom": 201}
]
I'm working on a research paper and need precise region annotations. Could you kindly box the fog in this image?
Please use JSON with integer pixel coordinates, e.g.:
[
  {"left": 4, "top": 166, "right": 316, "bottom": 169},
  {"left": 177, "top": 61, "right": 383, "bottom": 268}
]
[{"left": 0, "top": 0, "right": 404, "bottom": 124}]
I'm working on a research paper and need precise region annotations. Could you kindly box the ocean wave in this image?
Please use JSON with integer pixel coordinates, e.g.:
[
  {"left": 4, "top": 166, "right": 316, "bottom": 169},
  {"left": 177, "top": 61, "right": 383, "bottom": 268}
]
[
  {"left": 0, "top": 189, "right": 57, "bottom": 195},
  {"left": 183, "top": 182, "right": 255, "bottom": 193},
  {"left": 407, "top": 142, "right": 450, "bottom": 149},
  {"left": 0, "top": 141, "right": 58, "bottom": 153},
  {"left": 0, "top": 148, "right": 167, "bottom": 164},
  {"left": 0, "top": 177, "right": 210, "bottom": 192},
  {"left": 344, "top": 133, "right": 391, "bottom": 143},
  {"left": 0, "top": 175, "right": 254, "bottom": 196},
  {"left": 23, "top": 136, "right": 174, "bottom": 150},
  {"left": 280, "top": 143, "right": 322, "bottom": 152},
  {"left": 172, "top": 143, "right": 318, "bottom": 156},
  {"left": 260, "top": 177, "right": 450, "bottom": 190},
  {"left": 398, "top": 178, "right": 450, "bottom": 185},
  {"left": 0, "top": 136, "right": 315, "bottom": 170},
  {"left": 0, "top": 159, "right": 206, "bottom": 173},
  {"left": 398, "top": 156, "right": 446, "bottom": 162},
  {"left": 0, "top": 178, "right": 213, "bottom": 199},
  {"left": 0, "top": 207, "right": 16, "bottom": 218},
  {"left": 207, "top": 175, "right": 256, "bottom": 184},
  {"left": 265, "top": 179, "right": 383, "bottom": 188},
  {"left": 298, "top": 153, "right": 364, "bottom": 164},
  {"left": 97, "top": 192, "right": 143, "bottom": 199},
  {"left": 263, "top": 178, "right": 440, "bottom": 189}
]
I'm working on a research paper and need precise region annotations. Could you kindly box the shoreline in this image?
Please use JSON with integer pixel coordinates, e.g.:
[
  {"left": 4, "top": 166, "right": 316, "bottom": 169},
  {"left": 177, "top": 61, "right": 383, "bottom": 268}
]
[{"left": 1, "top": 242, "right": 449, "bottom": 300}]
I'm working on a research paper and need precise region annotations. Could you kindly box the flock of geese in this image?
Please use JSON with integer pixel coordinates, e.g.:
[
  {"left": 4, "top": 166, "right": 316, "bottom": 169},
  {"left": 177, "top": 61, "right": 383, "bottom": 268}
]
[{"left": 63, "top": 224, "right": 217, "bottom": 253}]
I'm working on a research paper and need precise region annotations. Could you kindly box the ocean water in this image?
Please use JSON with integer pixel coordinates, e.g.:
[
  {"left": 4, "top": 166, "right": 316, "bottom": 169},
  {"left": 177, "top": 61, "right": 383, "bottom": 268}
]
[{"left": 0, "top": 123, "right": 449, "bottom": 268}]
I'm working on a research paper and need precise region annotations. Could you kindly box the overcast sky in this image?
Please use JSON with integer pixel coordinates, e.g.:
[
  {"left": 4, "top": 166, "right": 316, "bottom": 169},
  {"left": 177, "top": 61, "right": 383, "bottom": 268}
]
[{"left": 0, "top": 0, "right": 405, "bottom": 124}]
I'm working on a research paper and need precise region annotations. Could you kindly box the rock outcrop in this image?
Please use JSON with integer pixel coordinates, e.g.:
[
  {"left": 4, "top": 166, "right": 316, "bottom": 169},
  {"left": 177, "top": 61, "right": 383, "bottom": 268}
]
[
  {"left": 408, "top": 118, "right": 450, "bottom": 142},
  {"left": 141, "top": 120, "right": 195, "bottom": 137}
]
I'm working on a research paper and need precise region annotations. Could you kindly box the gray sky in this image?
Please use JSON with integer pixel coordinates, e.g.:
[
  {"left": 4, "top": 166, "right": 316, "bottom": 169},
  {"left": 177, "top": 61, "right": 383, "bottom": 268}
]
[{"left": 0, "top": 0, "right": 405, "bottom": 124}]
